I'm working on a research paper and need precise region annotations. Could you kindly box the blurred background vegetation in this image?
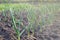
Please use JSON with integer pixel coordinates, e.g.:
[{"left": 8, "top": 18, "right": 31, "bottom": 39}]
[{"left": 0, "top": 0, "right": 60, "bottom": 3}]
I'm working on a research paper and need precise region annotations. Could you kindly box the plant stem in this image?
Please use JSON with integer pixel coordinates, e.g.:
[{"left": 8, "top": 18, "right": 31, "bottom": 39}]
[
  {"left": 18, "top": 35, "right": 20, "bottom": 40},
  {"left": 10, "top": 8, "right": 20, "bottom": 40}
]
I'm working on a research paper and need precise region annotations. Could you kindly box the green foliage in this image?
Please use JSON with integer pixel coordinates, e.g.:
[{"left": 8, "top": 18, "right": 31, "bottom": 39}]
[
  {"left": 10, "top": 8, "right": 20, "bottom": 40},
  {"left": 1, "top": 3, "right": 60, "bottom": 40}
]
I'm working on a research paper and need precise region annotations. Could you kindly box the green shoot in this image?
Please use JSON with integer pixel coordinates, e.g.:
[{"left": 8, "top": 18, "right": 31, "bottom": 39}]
[{"left": 10, "top": 8, "right": 20, "bottom": 40}]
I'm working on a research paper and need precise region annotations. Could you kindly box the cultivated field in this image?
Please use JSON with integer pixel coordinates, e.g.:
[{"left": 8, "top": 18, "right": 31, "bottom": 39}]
[{"left": 0, "top": 3, "right": 60, "bottom": 40}]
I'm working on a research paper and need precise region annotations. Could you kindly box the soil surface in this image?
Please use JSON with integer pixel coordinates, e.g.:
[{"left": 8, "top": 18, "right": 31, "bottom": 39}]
[{"left": 0, "top": 11, "right": 60, "bottom": 40}]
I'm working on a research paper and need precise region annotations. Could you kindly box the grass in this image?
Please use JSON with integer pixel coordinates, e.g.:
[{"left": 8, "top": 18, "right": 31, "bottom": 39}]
[
  {"left": 10, "top": 8, "right": 20, "bottom": 40},
  {"left": 0, "top": 3, "right": 60, "bottom": 40}
]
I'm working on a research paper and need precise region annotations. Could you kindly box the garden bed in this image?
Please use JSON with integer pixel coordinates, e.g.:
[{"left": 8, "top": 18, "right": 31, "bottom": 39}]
[{"left": 0, "top": 3, "right": 60, "bottom": 40}]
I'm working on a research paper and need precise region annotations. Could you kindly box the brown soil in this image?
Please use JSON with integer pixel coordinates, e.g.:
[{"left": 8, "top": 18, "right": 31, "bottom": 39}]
[{"left": 0, "top": 11, "right": 60, "bottom": 40}]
